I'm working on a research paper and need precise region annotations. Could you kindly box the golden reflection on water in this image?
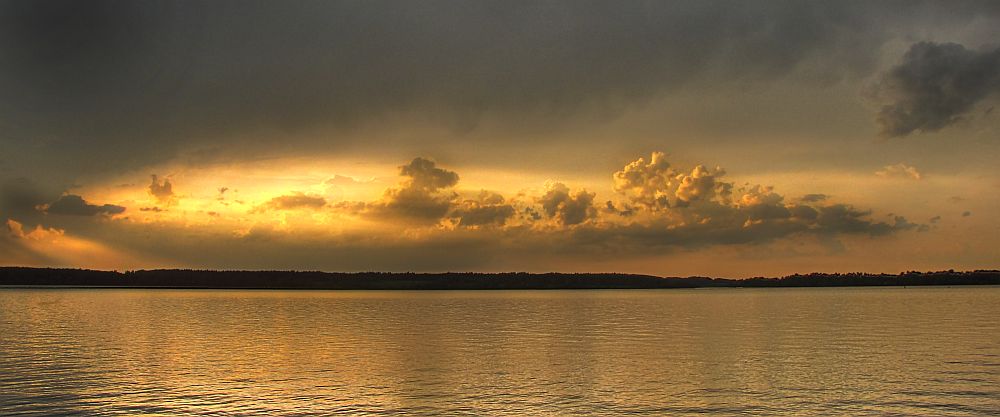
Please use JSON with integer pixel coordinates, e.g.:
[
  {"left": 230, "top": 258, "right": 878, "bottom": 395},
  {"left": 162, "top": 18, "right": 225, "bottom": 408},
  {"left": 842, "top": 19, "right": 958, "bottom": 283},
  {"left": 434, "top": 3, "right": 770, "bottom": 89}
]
[{"left": 1, "top": 288, "right": 999, "bottom": 415}]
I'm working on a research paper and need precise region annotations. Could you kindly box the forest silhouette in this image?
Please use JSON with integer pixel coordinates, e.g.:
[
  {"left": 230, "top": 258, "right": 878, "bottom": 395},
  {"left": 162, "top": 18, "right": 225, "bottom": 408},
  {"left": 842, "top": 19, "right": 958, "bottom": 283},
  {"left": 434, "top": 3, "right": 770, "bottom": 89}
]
[{"left": 1, "top": 267, "right": 998, "bottom": 290}]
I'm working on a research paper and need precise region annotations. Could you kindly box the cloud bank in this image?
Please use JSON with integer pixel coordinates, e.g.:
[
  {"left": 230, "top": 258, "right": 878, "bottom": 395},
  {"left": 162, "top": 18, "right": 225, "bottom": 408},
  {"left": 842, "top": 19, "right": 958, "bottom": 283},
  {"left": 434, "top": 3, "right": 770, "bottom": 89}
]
[{"left": 0, "top": 151, "right": 935, "bottom": 274}]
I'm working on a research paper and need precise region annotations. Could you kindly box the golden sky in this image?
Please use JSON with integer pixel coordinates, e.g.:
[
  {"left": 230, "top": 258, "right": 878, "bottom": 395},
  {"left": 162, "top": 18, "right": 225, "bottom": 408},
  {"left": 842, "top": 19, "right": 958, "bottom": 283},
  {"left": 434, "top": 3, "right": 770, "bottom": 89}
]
[{"left": 1, "top": 1, "right": 998, "bottom": 276}]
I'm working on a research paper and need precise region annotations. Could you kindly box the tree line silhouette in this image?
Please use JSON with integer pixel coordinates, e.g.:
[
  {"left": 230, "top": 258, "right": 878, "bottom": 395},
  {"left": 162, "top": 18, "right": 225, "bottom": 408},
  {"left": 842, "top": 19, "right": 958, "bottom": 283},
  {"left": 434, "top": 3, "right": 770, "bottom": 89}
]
[{"left": 1, "top": 267, "right": 998, "bottom": 290}]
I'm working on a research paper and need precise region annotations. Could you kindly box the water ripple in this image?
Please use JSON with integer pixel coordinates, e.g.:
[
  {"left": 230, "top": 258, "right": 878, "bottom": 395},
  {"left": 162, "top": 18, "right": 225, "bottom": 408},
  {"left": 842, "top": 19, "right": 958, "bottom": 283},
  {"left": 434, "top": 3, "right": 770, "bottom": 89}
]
[{"left": 1, "top": 287, "right": 999, "bottom": 416}]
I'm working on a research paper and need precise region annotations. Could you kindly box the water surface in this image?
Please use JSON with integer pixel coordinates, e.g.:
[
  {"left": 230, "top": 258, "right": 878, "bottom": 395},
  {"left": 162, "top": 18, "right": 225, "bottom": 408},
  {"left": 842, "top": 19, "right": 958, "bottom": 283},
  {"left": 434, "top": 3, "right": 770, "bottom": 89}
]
[{"left": 1, "top": 287, "right": 998, "bottom": 416}]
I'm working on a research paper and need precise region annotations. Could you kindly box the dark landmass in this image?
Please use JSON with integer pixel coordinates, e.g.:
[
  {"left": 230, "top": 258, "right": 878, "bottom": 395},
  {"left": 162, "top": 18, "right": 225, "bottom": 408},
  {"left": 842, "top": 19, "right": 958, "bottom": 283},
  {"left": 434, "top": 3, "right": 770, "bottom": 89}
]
[{"left": 1, "top": 267, "right": 998, "bottom": 290}]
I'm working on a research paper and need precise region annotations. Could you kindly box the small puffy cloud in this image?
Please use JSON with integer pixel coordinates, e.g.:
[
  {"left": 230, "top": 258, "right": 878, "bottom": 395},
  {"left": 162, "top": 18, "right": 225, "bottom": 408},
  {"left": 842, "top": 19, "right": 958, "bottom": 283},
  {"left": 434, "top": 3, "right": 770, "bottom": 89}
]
[
  {"left": 875, "top": 163, "right": 922, "bottom": 180},
  {"left": 325, "top": 175, "right": 373, "bottom": 186},
  {"left": 929, "top": 215, "right": 941, "bottom": 224},
  {"left": 800, "top": 193, "right": 828, "bottom": 203},
  {"left": 450, "top": 191, "right": 515, "bottom": 228},
  {"left": 538, "top": 182, "right": 596, "bottom": 226},
  {"left": 39, "top": 194, "right": 125, "bottom": 217},
  {"left": 603, "top": 200, "right": 634, "bottom": 217},
  {"left": 873, "top": 42, "right": 1000, "bottom": 137},
  {"left": 255, "top": 192, "right": 327, "bottom": 212},
  {"left": 149, "top": 175, "right": 177, "bottom": 204},
  {"left": 962, "top": 211, "right": 972, "bottom": 217}
]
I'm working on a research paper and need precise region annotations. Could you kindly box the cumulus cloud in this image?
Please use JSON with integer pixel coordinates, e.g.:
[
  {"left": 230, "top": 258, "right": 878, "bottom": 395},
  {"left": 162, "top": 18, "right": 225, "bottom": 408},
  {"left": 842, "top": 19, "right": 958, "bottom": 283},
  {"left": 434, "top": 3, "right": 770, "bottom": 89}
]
[
  {"left": 362, "top": 157, "right": 460, "bottom": 222},
  {"left": 612, "top": 152, "right": 674, "bottom": 210},
  {"left": 38, "top": 194, "right": 125, "bottom": 217},
  {"left": 538, "top": 182, "right": 596, "bottom": 226},
  {"left": 875, "top": 163, "right": 922, "bottom": 180},
  {"left": 338, "top": 153, "right": 923, "bottom": 246},
  {"left": 148, "top": 175, "right": 176, "bottom": 204},
  {"left": 674, "top": 165, "right": 730, "bottom": 206},
  {"left": 612, "top": 152, "right": 731, "bottom": 209},
  {"left": 254, "top": 192, "right": 327, "bottom": 212},
  {"left": 399, "top": 158, "right": 459, "bottom": 191},
  {"left": 737, "top": 185, "right": 790, "bottom": 222},
  {"left": 581, "top": 152, "right": 922, "bottom": 251},
  {"left": 449, "top": 191, "right": 515, "bottom": 227},
  {"left": 873, "top": 42, "right": 1000, "bottom": 137}
]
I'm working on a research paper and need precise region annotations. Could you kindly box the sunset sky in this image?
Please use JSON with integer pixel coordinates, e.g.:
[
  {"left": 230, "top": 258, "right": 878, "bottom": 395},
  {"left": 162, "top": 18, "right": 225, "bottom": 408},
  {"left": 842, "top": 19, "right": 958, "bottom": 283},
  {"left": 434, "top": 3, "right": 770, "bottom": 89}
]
[{"left": 1, "top": 1, "right": 998, "bottom": 277}]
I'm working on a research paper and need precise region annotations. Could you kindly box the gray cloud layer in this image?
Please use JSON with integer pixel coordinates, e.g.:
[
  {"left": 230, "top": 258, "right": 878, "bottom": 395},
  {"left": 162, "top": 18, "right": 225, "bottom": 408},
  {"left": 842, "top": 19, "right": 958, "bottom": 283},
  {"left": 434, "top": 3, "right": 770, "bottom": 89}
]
[{"left": 3, "top": 1, "right": 997, "bottom": 184}]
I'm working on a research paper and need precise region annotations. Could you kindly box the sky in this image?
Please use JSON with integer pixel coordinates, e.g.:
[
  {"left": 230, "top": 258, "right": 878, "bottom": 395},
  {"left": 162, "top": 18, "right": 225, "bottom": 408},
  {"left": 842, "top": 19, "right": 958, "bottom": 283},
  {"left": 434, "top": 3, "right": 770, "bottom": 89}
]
[{"left": 1, "top": 0, "right": 998, "bottom": 277}]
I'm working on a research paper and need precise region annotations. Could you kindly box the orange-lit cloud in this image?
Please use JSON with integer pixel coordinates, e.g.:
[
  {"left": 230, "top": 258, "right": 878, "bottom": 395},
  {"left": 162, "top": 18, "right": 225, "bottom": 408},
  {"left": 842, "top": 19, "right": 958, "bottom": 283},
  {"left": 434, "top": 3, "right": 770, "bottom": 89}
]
[
  {"left": 875, "top": 163, "right": 923, "bottom": 180},
  {"left": 3, "top": 219, "right": 154, "bottom": 270}
]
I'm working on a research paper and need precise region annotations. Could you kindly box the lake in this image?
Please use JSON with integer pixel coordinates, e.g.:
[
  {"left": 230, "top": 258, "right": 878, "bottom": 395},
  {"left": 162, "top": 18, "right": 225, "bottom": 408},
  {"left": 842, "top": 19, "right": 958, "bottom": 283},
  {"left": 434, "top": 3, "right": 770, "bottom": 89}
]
[{"left": 1, "top": 287, "right": 998, "bottom": 416}]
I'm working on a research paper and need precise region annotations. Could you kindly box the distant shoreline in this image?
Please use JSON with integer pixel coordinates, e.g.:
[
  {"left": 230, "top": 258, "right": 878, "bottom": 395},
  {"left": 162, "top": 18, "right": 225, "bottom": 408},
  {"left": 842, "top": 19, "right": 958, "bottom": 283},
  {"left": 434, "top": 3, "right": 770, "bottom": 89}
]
[{"left": 1, "top": 267, "right": 998, "bottom": 290}]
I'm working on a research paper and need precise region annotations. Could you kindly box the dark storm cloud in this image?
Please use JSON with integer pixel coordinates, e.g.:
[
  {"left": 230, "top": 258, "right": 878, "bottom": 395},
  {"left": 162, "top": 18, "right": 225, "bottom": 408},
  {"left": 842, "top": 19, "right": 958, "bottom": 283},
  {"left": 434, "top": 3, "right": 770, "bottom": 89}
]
[
  {"left": 874, "top": 42, "right": 1000, "bottom": 137},
  {"left": 40, "top": 194, "right": 125, "bottom": 217},
  {"left": 6, "top": 0, "right": 994, "bottom": 178}
]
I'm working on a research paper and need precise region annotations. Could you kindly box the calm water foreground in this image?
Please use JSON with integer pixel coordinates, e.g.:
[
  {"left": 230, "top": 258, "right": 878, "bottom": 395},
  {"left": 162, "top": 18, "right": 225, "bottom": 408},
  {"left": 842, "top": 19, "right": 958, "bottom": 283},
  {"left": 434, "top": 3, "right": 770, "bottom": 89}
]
[{"left": 1, "top": 287, "right": 998, "bottom": 416}]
